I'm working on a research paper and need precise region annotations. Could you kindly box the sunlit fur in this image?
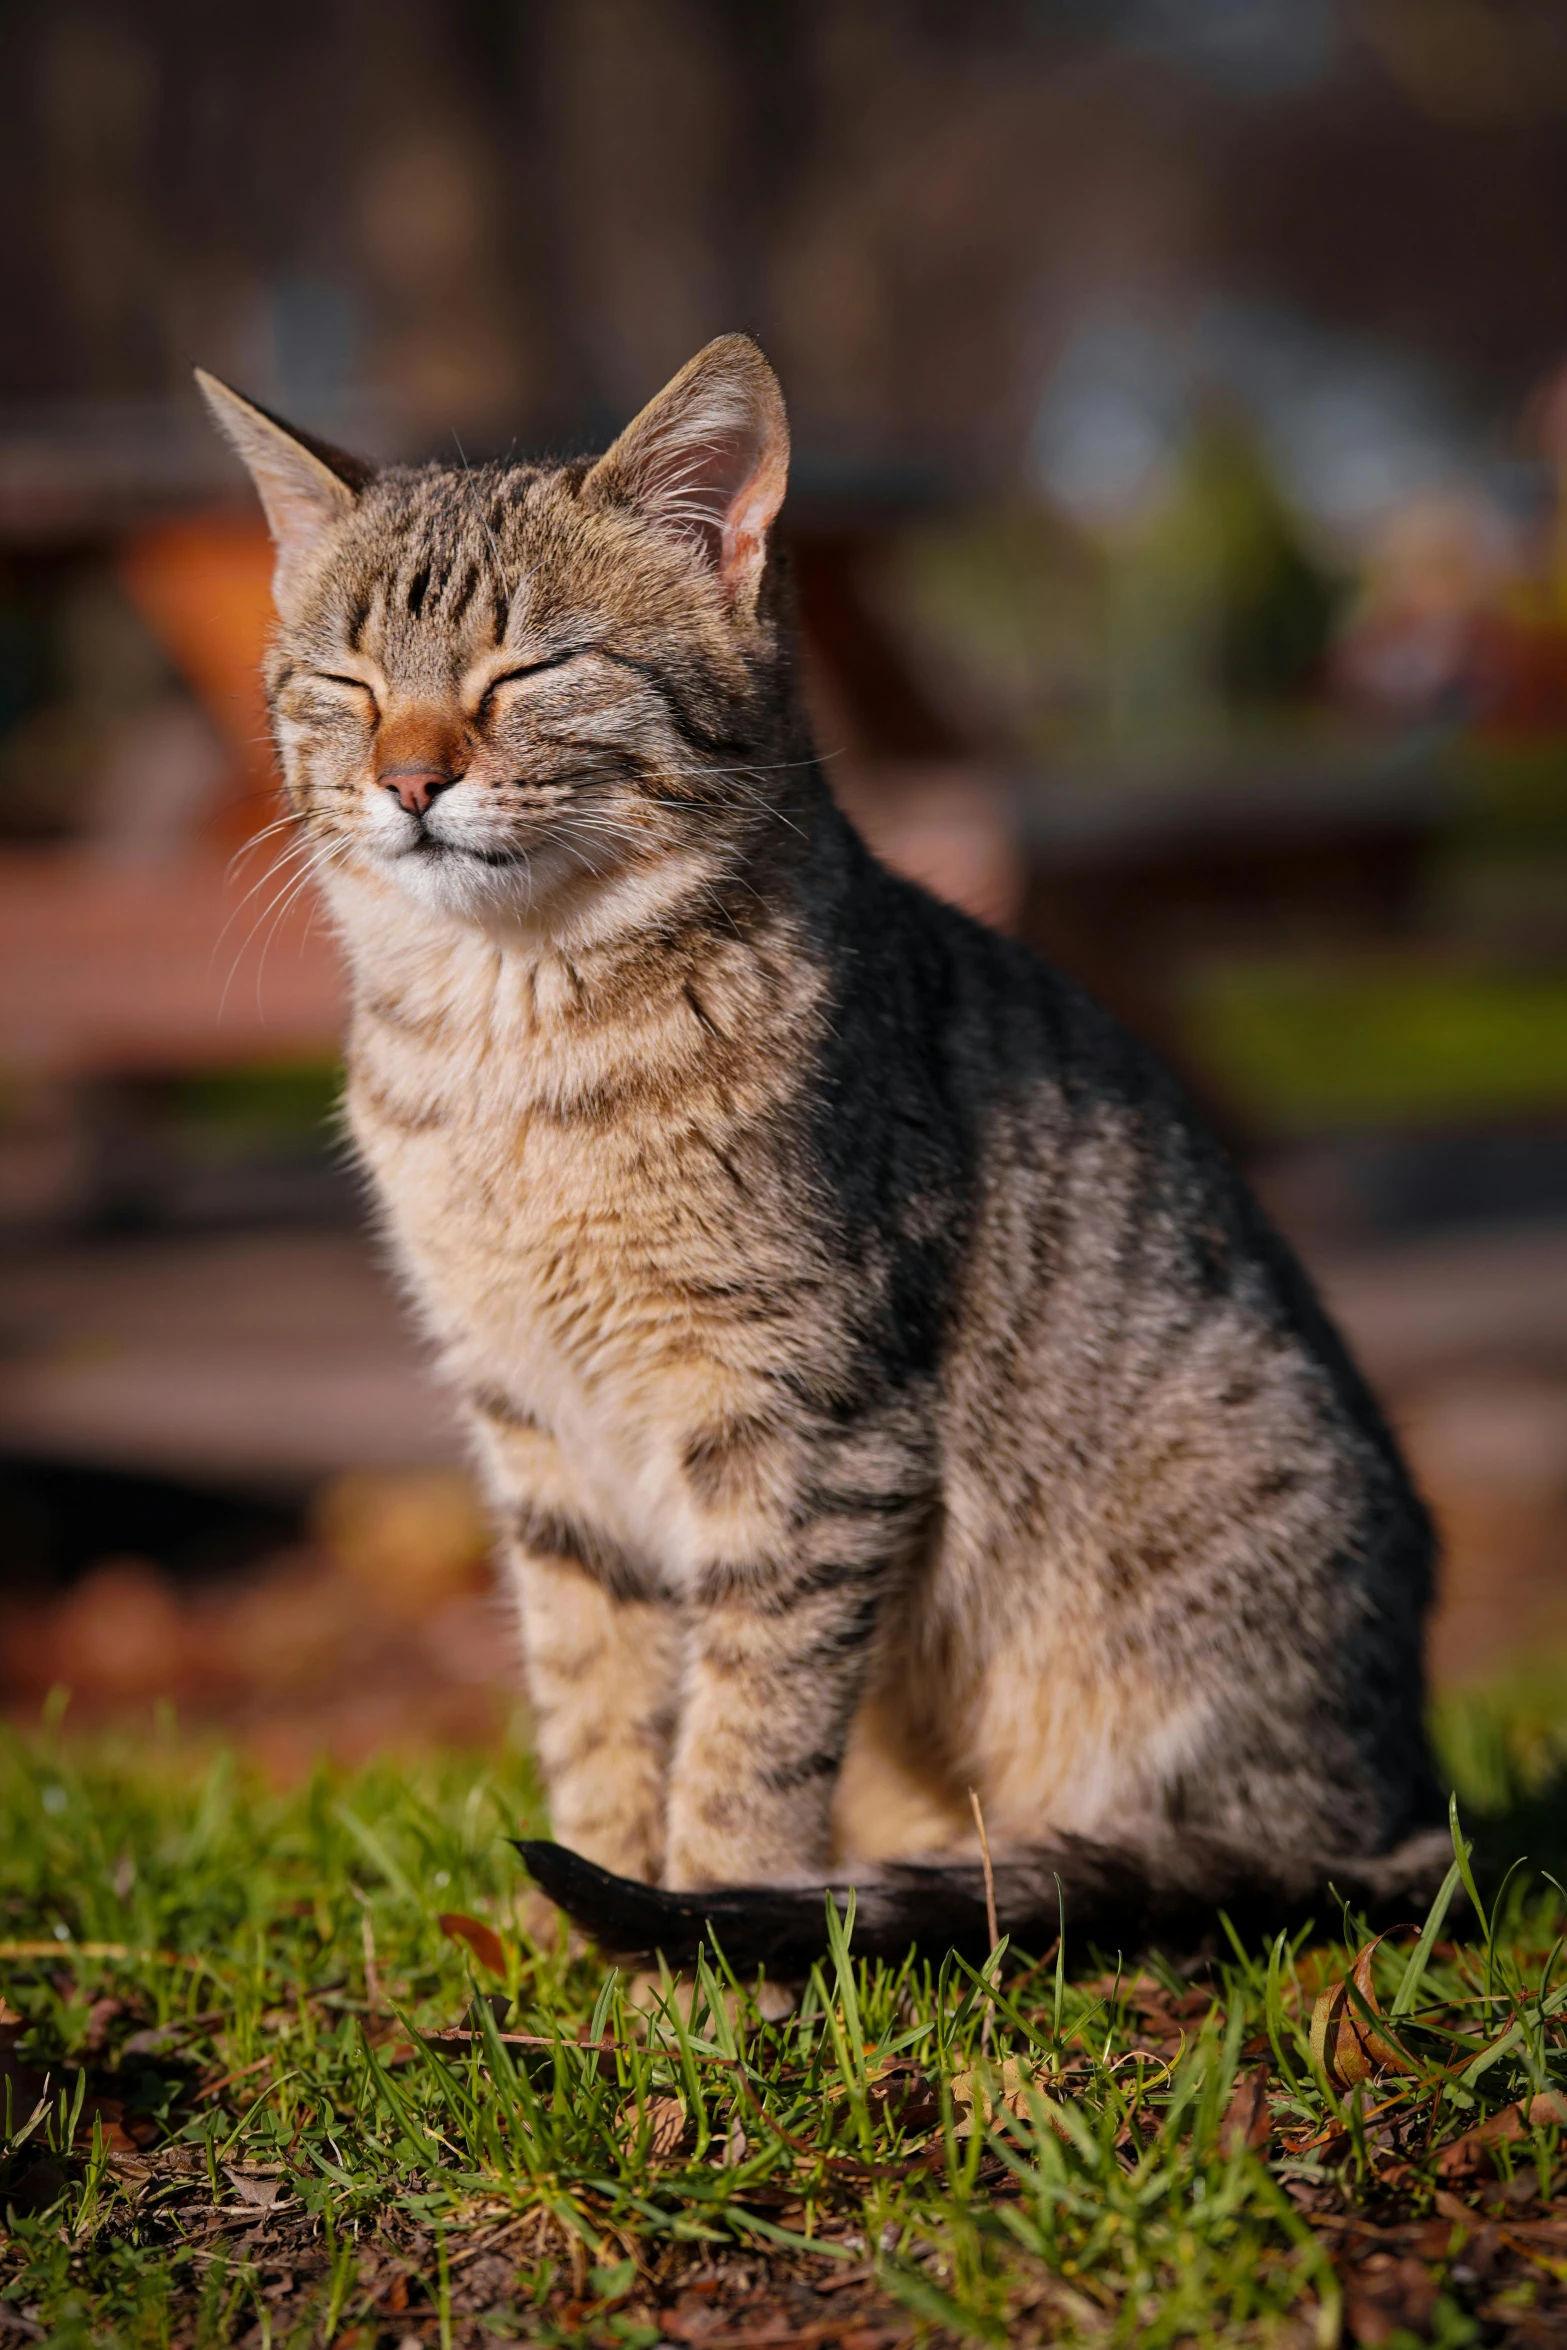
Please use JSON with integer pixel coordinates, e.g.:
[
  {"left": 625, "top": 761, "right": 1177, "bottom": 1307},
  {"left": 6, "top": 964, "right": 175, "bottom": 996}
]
[{"left": 202, "top": 337, "right": 1446, "bottom": 1955}]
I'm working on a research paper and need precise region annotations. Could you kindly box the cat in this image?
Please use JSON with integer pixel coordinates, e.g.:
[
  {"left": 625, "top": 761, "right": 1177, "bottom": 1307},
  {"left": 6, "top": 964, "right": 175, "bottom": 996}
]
[{"left": 199, "top": 334, "right": 1447, "bottom": 1970}]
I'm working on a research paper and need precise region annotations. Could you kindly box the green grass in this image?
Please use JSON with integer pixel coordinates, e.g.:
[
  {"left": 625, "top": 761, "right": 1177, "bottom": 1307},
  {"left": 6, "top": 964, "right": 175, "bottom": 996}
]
[{"left": 6, "top": 1692, "right": 1567, "bottom": 2348}]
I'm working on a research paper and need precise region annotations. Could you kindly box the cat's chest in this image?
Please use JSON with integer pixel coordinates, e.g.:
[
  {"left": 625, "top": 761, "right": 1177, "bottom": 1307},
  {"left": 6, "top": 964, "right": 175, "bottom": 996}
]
[
  {"left": 367, "top": 1085, "right": 693, "bottom": 1354},
  {"left": 350, "top": 1048, "right": 773, "bottom": 1547}
]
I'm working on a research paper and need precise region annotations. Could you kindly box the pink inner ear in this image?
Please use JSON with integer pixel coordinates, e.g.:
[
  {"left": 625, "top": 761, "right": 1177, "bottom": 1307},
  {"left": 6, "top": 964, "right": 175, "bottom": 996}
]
[
  {"left": 719, "top": 462, "right": 779, "bottom": 590},
  {"left": 584, "top": 337, "right": 789, "bottom": 601},
  {"left": 646, "top": 424, "right": 766, "bottom": 574}
]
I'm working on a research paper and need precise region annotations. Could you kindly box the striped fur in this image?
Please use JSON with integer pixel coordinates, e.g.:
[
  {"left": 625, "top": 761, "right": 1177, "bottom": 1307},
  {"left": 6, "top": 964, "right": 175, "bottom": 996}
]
[{"left": 200, "top": 337, "right": 1444, "bottom": 1956}]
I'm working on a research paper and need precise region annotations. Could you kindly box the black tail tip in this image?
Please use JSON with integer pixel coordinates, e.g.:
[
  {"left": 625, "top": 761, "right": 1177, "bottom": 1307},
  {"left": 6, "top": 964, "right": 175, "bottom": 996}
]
[
  {"left": 512, "top": 1836, "right": 601, "bottom": 1906},
  {"left": 510, "top": 1838, "right": 722, "bottom": 1964},
  {"left": 509, "top": 1838, "right": 854, "bottom": 1971}
]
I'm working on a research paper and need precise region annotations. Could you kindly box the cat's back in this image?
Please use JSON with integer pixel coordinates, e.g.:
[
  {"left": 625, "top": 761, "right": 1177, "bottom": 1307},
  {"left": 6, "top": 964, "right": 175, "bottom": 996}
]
[{"left": 820, "top": 837, "right": 1424, "bottom": 1548}]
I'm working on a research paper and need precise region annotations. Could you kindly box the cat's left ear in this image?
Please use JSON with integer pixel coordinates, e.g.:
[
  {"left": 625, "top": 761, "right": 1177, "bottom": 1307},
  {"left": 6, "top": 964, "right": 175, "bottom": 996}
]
[
  {"left": 582, "top": 334, "right": 789, "bottom": 615},
  {"left": 195, "top": 370, "right": 372, "bottom": 599}
]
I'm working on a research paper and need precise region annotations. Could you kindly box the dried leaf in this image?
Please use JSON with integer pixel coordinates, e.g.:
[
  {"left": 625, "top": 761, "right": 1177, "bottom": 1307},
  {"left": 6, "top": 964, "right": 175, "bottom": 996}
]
[
  {"left": 81, "top": 2097, "right": 147, "bottom": 2155},
  {"left": 1310, "top": 1936, "right": 1415, "bottom": 2090},
  {"left": 1403, "top": 2217, "right": 1460, "bottom": 2258},
  {"left": 952, "top": 2056, "right": 1049, "bottom": 2136},
  {"left": 1222, "top": 2066, "right": 1273, "bottom": 2154},
  {"left": 82, "top": 1996, "right": 129, "bottom": 2056},
  {"left": 437, "top": 1912, "right": 507, "bottom": 1978},
  {"left": 1436, "top": 2101, "right": 1526, "bottom": 2178},
  {"left": 627, "top": 2092, "right": 691, "bottom": 2163},
  {"left": 865, "top": 2067, "right": 942, "bottom": 2137},
  {"left": 225, "top": 2168, "right": 283, "bottom": 2210}
]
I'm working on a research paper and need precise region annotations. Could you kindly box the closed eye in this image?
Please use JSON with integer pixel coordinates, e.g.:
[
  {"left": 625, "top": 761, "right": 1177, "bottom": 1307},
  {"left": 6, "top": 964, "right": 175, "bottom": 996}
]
[
  {"left": 307, "top": 672, "right": 380, "bottom": 715},
  {"left": 476, "top": 651, "right": 592, "bottom": 719}
]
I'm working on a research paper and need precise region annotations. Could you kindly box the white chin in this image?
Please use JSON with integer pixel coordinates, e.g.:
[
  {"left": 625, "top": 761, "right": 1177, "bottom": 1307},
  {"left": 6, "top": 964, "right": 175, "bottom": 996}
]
[
  {"left": 389, "top": 845, "right": 532, "bottom": 920},
  {"left": 385, "top": 835, "right": 610, "bottom": 926}
]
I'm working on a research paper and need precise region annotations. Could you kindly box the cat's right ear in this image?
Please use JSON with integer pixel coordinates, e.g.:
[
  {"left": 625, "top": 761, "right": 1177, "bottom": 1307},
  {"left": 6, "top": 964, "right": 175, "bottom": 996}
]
[
  {"left": 195, "top": 370, "right": 370, "bottom": 598},
  {"left": 581, "top": 335, "right": 789, "bottom": 617}
]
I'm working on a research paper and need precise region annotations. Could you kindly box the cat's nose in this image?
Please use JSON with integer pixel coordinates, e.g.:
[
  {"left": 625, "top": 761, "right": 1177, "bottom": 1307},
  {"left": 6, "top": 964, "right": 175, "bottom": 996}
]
[{"left": 378, "top": 765, "right": 457, "bottom": 817}]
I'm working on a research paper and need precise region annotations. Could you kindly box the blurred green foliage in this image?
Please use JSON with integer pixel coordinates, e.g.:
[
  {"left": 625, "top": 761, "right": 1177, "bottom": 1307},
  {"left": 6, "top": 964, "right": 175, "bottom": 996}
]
[
  {"left": 167, "top": 1059, "right": 343, "bottom": 1154},
  {"left": 886, "top": 409, "right": 1341, "bottom": 759},
  {"left": 1183, "top": 959, "right": 1567, "bottom": 1132}
]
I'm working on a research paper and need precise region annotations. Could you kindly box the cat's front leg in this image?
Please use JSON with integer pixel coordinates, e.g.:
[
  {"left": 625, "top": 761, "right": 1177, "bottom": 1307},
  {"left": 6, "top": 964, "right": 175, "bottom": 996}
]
[
  {"left": 663, "top": 1435, "right": 927, "bottom": 1890},
  {"left": 507, "top": 1533, "right": 681, "bottom": 1884},
  {"left": 473, "top": 1403, "right": 679, "bottom": 1880},
  {"left": 663, "top": 1587, "right": 874, "bottom": 1887}
]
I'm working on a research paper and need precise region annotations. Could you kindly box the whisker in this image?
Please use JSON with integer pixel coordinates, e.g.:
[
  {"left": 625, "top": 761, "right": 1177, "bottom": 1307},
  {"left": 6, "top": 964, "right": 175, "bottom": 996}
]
[
  {"left": 224, "top": 812, "right": 300, "bottom": 881},
  {"left": 210, "top": 838, "right": 317, "bottom": 972},
  {"left": 655, "top": 755, "right": 825, "bottom": 837},
  {"left": 251, "top": 850, "right": 341, "bottom": 1015},
  {"left": 218, "top": 840, "right": 337, "bottom": 1021}
]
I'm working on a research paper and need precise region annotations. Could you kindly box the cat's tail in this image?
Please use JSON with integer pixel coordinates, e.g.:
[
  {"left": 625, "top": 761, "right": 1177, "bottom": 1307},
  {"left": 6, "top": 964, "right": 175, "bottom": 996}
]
[{"left": 514, "top": 1826, "right": 1453, "bottom": 1973}]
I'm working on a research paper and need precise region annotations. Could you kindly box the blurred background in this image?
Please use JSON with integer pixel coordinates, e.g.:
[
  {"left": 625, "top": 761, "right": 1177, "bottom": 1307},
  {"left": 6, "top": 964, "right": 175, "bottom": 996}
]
[{"left": 3, "top": 0, "right": 1567, "bottom": 1767}]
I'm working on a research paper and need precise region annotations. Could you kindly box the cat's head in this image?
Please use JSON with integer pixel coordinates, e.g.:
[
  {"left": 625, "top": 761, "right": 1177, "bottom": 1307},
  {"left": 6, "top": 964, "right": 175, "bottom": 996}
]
[{"left": 198, "top": 336, "right": 793, "bottom": 932}]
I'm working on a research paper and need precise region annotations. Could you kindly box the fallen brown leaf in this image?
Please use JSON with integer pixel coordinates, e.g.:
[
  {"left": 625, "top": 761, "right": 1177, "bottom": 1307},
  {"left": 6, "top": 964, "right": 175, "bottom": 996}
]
[
  {"left": 1222, "top": 2066, "right": 1273, "bottom": 2154},
  {"left": 1310, "top": 1936, "right": 1415, "bottom": 2091},
  {"left": 437, "top": 1912, "right": 508, "bottom": 1978},
  {"left": 866, "top": 2070, "right": 942, "bottom": 2138},
  {"left": 82, "top": 1996, "right": 131, "bottom": 2056},
  {"left": 1433, "top": 2188, "right": 1485, "bottom": 2227},
  {"left": 225, "top": 2169, "right": 284, "bottom": 2210},
  {"left": 629, "top": 2093, "right": 691, "bottom": 2163},
  {"left": 1402, "top": 2218, "right": 1460, "bottom": 2258},
  {"left": 951, "top": 2055, "right": 1041, "bottom": 2135},
  {"left": 1436, "top": 2102, "right": 1526, "bottom": 2178}
]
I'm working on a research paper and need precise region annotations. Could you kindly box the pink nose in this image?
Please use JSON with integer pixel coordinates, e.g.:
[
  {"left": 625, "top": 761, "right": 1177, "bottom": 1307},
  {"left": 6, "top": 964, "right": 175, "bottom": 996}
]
[{"left": 379, "top": 766, "right": 455, "bottom": 817}]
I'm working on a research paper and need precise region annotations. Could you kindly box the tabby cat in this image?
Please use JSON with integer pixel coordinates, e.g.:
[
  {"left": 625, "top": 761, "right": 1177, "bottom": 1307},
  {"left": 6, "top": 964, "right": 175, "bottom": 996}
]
[{"left": 199, "top": 336, "right": 1446, "bottom": 1969}]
